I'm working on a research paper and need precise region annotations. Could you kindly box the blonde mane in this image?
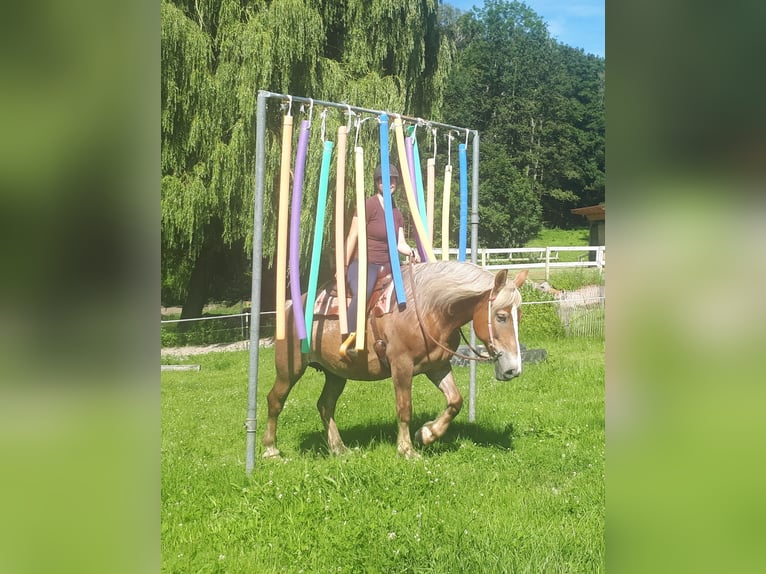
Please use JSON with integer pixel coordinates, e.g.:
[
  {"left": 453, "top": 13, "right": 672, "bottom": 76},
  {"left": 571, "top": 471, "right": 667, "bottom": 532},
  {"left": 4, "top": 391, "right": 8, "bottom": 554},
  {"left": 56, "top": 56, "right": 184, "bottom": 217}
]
[{"left": 409, "top": 261, "right": 521, "bottom": 315}]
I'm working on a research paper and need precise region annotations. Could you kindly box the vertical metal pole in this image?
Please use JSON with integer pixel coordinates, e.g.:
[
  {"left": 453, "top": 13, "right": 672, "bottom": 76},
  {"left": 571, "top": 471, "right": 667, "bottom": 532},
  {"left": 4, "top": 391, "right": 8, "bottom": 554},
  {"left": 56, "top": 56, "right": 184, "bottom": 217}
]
[
  {"left": 246, "top": 90, "right": 268, "bottom": 474},
  {"left": 468, "top": 132, "right": 479, "bottom": 422}
]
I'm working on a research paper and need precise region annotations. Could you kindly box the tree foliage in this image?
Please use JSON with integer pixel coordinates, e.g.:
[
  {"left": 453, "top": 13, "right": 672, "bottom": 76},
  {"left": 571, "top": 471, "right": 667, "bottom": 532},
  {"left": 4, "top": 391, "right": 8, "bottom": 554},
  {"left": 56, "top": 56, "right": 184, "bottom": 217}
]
[
  {"left": 441, "top": 0, "right": 605, "bottom": 244},
  {"left": 161, "top": 0, "right": 451, "bottom": 312}
]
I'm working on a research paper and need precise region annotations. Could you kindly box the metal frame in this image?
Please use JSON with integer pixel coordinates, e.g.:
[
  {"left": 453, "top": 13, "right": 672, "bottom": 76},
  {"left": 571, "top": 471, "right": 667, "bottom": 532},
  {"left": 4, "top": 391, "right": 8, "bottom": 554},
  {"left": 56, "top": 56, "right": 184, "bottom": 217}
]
[{"left": 247, "top": 90, "right": 480, "bottom": 473}]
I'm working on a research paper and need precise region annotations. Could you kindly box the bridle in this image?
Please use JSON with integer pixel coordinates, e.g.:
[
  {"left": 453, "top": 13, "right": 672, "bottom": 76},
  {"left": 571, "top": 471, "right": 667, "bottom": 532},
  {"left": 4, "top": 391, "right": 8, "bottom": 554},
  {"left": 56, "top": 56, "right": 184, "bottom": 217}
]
[
  {"left": 482, "top": 290, "right": 502, "bottom": 360},
  {"left": 407, "top": 261, "right": 502, "bottom": 363}
]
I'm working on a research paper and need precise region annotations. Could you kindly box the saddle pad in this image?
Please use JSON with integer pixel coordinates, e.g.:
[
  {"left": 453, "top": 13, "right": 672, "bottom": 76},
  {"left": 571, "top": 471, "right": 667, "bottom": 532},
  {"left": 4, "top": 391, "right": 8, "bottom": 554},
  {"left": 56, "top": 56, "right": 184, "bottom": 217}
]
[{"left": 313, "top": 276, "right": 396, "bottom": 319}]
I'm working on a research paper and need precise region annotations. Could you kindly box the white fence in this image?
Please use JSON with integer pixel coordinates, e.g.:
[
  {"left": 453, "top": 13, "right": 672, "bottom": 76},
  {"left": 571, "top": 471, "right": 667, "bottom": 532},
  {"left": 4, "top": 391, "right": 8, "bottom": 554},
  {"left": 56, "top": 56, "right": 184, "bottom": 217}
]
[{"left": 433, "top": 245, "right": 605, "bottom": 280}]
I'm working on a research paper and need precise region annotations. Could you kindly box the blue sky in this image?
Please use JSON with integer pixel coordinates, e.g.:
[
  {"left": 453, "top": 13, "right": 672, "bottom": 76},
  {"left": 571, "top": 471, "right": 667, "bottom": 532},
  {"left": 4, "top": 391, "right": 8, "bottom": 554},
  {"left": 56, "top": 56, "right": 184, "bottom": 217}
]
[{"left": 446, "top": 0, "right": 605, "bottom": 58}]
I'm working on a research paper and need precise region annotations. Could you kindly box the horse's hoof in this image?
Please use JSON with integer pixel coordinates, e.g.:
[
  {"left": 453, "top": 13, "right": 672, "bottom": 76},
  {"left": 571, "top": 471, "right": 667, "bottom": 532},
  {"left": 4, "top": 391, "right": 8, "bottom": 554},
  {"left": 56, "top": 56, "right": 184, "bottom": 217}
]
[
  {"left": 262, "top": 446, "right": 281, "bottom": 459},
  {"left": 414, "top": 426, "right": 435, "bottom": 446},
  {"left": 398, "top": 445, "right": 422, "bottom": 460},
  {"left": 328, "top": 445, "right": 350, "bottom": 456},
  {"left": 404, "top": 449, "right": 422, "bottom": 460}
]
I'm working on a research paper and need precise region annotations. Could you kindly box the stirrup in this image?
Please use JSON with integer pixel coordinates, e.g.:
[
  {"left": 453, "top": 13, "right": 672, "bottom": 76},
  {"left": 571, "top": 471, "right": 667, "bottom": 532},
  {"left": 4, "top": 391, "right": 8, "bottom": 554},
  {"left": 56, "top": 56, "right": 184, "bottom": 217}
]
[{"left": 339, "top": 332, "right": 356, "bottom": 360}]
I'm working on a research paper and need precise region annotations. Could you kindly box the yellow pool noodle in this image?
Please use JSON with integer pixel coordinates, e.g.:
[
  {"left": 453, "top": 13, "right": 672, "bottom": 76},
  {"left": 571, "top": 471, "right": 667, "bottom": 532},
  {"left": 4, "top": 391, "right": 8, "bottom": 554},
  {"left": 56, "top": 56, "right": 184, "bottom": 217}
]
[
  {"left": 393, "top": 117, "right": 435, "bottom": 261},
  {"left": 334, "top": 126, "right": 348, "bottom": 335},
  {"left": 426, "top": 157, "right": 435, "bottom": 244},
  {"left": 441, "top": 164, "right": 453, "bottom": 261},
  {"left": 275, "top": 113, "right": 293, "bottom": 340},
  {"left": 354, "top": 147, "right": 367, "bottom": 351}
]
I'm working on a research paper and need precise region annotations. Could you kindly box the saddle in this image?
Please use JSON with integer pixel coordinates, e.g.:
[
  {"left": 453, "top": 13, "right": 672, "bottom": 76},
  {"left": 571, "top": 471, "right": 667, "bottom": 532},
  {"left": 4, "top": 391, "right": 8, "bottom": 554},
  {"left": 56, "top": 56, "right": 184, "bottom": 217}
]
[{"left": 313, "top": 269, "right": 396, "bottom": 320}]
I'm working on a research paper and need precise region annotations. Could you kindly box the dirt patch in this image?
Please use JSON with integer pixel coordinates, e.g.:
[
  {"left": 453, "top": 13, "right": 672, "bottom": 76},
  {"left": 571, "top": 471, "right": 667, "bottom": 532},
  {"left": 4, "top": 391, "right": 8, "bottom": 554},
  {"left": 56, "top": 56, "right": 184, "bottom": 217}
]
[{"left": 161, "top": 338, "right": 274, "bottom": 357}]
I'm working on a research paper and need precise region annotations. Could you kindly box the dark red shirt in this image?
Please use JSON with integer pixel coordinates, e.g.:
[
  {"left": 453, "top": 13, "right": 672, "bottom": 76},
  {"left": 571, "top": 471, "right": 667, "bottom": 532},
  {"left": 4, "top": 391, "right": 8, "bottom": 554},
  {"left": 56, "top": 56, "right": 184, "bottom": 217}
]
[{"left": 356, "top": 194, "right": 404, "bottom": 265}]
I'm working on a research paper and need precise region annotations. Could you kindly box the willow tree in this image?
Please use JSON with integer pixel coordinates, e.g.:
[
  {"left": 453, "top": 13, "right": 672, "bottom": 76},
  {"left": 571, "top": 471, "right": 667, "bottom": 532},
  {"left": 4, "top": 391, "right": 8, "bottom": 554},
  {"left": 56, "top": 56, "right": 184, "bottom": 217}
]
[{"left": 161, "top": 0, "right": 452, "bottom": 316}]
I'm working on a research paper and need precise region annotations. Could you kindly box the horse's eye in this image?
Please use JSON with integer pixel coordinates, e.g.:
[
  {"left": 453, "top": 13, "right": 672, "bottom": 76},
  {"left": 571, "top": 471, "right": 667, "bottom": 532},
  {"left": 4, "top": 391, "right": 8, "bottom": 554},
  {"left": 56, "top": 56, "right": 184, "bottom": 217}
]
[{"left": 495, "top": 312, "right": 508, "bottom": 323}]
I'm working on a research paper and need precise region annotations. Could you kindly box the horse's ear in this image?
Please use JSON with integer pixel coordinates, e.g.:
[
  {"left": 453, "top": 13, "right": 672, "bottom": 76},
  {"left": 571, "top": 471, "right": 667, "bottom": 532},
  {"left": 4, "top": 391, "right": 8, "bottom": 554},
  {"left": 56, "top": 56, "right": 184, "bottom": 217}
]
[
  {"left": 513, "top": 269, "right": 529, "bottom": 288},
  {"left": 494, "top": 269, "right": 508, "bottom": 291}
]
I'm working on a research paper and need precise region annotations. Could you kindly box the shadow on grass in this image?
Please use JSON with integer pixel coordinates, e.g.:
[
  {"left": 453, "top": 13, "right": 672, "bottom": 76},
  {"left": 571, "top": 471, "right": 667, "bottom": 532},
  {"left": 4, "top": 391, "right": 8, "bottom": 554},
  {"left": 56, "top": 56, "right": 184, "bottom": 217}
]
[{"left": 298, "top": 416, "right": 516, "bottom": 456}]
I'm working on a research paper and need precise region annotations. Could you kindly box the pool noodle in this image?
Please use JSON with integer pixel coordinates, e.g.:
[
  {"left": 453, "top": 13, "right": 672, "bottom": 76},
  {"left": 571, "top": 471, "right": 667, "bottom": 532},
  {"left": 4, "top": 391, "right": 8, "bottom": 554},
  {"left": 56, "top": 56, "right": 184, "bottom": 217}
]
[
  {"left": 289, "top": 120, "right": 310, "bottom": 342},
  {"left": 404, "top": 136, "right": 427, "bottom": 261},
  {"left": 275, "top": 113, "right": 293, "bottom": 340},
  {"left": 441, "top": 164, "right": 452, "bottom": 261},
  {"left": 426, "top": 158, "right": 435, "bottom": 241},
  {"left": 302, "top": 140, "right": 334, "bottom": 353},
  {"left": 458, "top": 143, "right": 468, "bottom": 262},
  {"left": 393, "top": 116, "right": 435, "bottom": 262},
  {"left": 354, "top": 147, "right": 367, "bottom": 350},
  {"left": 379, "top": 114, "right": 407, "bottom": 305},
  {"left": 334, "top": 126, "right": 349, "bottom": 335}
]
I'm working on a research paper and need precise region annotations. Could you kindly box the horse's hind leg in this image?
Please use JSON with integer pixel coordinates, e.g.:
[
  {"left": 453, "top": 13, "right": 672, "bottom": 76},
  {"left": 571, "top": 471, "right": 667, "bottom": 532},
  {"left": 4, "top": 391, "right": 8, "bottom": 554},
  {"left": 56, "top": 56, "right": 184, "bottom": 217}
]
[
  {"left": 262, "top": 372, "right": 300, "bottom": 458},
  {"left": 414, "top": 368, "right": 463, "bottom": 447},
  {"left": 317, "top": 372, "right": 348, "bottom": 455}
]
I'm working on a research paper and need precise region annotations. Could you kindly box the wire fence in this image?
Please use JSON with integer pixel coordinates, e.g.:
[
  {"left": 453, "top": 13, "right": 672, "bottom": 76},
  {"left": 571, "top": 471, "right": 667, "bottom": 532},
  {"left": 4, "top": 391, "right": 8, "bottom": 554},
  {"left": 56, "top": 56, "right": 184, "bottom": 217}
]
[
  {"left": 160, "top": 311, "right": 274, "bottom": 348},
  {"left": 522, "top": 295, "right": 605, "bottom": 338}
]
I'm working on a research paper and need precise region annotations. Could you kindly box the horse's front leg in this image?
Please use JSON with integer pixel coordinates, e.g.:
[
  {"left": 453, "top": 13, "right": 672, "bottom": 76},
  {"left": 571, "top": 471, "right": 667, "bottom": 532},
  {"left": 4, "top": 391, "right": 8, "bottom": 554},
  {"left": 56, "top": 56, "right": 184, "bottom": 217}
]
[
  {"left": 391, "top": 364, "right": 420, "bottom": 459},
  {"left": 414, "top": 368, "right": 463, "bottom": 447}
]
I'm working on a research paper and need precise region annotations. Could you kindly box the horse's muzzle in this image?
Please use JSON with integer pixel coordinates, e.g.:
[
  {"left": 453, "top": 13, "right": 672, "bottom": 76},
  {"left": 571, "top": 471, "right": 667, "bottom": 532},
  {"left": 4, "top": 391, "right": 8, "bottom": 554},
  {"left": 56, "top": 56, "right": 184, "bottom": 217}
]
[{"left": 494, "top": 355, "right": 522, "bottom": 380}]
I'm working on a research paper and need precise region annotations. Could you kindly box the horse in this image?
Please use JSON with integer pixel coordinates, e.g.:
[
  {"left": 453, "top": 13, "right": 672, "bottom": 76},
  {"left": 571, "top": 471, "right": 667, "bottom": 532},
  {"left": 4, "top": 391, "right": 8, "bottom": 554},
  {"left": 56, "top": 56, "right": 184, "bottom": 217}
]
[{"left": 262, "top": 261, "right": 529, "bottom": 459}]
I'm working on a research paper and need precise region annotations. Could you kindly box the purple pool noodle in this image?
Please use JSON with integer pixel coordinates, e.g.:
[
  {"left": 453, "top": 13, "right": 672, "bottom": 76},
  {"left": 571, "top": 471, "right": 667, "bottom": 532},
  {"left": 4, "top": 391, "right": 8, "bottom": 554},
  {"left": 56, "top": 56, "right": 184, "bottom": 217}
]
[{"left": 289, "top": 120, "right": 310, "bottom": 341}]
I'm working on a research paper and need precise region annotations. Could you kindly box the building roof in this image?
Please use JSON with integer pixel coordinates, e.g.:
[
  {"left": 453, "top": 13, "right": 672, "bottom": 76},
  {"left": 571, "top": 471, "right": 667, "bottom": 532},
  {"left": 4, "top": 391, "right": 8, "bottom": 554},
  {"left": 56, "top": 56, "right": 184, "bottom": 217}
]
[{"left": 571, "top": 204, "right": 605, "bottom": 221}]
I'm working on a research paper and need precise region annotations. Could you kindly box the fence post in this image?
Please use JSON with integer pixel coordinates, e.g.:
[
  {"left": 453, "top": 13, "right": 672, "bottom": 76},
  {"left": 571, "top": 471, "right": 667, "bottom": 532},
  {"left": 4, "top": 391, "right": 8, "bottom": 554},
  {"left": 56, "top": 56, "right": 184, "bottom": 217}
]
[{"left": 545, "top": 246, "right": 551, "bottom": 281}]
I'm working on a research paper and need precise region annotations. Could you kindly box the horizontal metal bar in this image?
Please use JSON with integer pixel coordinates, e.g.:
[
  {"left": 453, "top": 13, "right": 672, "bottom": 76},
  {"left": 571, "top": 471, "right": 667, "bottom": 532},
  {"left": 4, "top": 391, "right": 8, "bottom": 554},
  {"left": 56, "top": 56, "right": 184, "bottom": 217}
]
[
  {"left": 259, "top": 90, "right": 477, "bottom": 137},
  {"left": 160, "top": 311, "right": 276, "bottom": 324}
]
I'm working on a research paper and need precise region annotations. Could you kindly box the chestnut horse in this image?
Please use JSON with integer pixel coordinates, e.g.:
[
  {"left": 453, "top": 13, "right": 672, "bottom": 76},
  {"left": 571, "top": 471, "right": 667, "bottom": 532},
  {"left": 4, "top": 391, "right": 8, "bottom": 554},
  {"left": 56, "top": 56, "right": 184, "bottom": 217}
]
[{"left": 262, "top": 261, "right": 528, "bottom": 459}]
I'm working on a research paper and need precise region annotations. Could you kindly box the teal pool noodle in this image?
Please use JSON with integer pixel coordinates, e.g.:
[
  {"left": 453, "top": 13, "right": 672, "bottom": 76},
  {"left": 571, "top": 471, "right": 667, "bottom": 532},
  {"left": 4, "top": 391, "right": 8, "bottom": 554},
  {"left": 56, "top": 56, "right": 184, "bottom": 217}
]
[{"left": 302, "top": 140, "right": 334, "bottom": 353}]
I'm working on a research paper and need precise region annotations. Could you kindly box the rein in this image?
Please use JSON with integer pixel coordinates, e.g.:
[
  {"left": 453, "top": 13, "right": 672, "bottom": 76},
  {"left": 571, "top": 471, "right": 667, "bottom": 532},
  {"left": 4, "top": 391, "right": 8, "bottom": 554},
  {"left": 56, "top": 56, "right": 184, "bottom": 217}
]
[{"left": 407, "top": 261, "right": 498, "bottom": 363}]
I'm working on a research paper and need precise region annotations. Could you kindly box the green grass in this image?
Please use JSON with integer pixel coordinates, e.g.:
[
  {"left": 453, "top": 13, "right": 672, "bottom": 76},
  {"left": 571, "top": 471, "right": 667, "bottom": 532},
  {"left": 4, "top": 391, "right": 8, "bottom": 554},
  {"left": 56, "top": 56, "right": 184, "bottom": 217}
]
[
  {"left": 525, "top": 227, "right": 590, "bottom": 248},
  {"left": 162, "top": 340, "right": 604, "bottom": 573}
]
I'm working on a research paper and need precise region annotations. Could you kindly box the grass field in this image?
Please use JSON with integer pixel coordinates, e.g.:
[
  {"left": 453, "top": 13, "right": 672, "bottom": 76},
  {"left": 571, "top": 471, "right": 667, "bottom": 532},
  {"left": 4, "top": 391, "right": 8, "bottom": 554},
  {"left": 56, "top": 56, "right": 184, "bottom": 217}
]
[
  {"left": 525, "top": 227, "right": 590, "bottom": 248},
  {"left": 161, "top": 338, "right": 604, "bottom": 573}
]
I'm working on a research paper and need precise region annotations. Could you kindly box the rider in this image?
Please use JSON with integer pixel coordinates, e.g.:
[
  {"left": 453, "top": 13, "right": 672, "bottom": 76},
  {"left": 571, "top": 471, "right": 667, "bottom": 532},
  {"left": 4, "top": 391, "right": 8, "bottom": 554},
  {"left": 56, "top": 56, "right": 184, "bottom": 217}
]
[{"left": 340, "top": 163, "right": 420, "bottom": 358}]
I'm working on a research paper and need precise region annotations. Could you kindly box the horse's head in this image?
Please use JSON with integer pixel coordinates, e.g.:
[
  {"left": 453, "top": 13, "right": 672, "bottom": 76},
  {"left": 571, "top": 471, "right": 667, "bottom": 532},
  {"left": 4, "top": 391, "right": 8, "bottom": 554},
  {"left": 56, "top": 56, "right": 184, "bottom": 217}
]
[{"left": 474, "top": 269, "right": 528, "bottom": 381}]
